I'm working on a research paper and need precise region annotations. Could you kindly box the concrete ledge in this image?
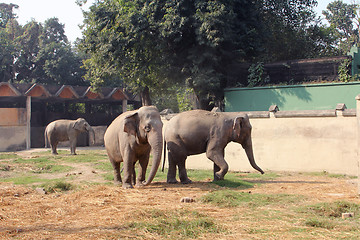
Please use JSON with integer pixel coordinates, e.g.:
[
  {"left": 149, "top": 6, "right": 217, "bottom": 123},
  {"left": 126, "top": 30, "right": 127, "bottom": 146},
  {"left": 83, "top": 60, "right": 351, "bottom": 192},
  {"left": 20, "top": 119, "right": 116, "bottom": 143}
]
[
  {"left": 241, "top": 111, "right": 269, "bottom": 118},
  {"left": 274, "top": 110, "right": 336, "bottom": 118},
  {"left": 343, "top": 109, "right": 356, "bottom": 117}
]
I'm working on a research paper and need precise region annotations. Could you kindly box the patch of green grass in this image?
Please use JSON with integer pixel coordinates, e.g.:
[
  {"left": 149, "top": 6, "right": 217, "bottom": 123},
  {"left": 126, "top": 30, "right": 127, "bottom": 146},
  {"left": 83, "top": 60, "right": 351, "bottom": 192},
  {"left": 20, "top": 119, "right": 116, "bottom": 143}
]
[
  {"left": 41, "top": 181, "right": 74, "bottom": 193},
  {"left": 0, "top": 164, "right": 11, "bottom": 171},
  {"left": 128, "top": 209, "right": 223, "bottom": 239},
  {"left": 102, "top": 173, "right": 114, "bottom": 182},
  {"left": 303, "top": 171, "right": 356, "bottom": 179},
  {"left": 212, "top": 179, "right": 254, "bottom": 189},
  {"left": 201, "top": 190, "right": 303, "bottom": 208},
  {"left": 237, "top": 171, "right": 280, "bottom": 180},
  {"left": 14, "top": 157, "right": 56, "bottom": 164},
  {"left": 93, "top": 161, "right": 113, "bottom": 171},
  {"left": 61, "top": 152, "right": 107, "bottom": 163},
  {"left": 305, "top": 201, "right": 360, "bottom": 218},
  {"left": 0, "top": 153, "right": 18, "bottom": 159},
  {"left": 32, "top": 164, "right": 74, "bottom": 174},
  {"left": 3, "top": 175, "right": 50, "bottom": 185},
  {"left": 304, "top": 218, "right": 335, "bottom": 229}
]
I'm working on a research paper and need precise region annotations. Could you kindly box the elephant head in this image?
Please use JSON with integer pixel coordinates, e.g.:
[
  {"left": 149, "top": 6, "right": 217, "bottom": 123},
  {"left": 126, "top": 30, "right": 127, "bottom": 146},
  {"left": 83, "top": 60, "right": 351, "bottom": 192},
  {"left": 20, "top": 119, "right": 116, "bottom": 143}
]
[
  {"left": 232, "top": 114, "right": 264, "bottom": 174},
  {"left": 123, "top": 106, "right": 163, "bottom": 185},
  {"left": 73, "top": 118, "right": 95, "bottom": 145}
]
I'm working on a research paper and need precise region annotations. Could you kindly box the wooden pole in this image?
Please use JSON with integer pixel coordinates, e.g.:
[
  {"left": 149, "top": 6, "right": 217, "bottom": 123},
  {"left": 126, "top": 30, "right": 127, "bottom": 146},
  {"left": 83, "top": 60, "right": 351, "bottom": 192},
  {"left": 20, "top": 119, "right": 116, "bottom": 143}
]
[
  {"left": 356, "top": 94, "right": 360, "bottom": 195},
  {"left": 26, "top": 96, "right": 31, "bottom": 150},
  {"left": 122, "top": 99, "right": 128, "bottom": 113}
]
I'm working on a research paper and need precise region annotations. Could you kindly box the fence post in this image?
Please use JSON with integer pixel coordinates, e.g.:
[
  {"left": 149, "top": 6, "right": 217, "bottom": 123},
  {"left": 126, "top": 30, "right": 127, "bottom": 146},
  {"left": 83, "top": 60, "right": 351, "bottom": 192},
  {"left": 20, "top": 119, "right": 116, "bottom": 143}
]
[
  {"left": 356, "top": 95, "right": 360, "bottom": 195},
  {"left": 26, "top": 96, "right": 31, "bottom": 150}
]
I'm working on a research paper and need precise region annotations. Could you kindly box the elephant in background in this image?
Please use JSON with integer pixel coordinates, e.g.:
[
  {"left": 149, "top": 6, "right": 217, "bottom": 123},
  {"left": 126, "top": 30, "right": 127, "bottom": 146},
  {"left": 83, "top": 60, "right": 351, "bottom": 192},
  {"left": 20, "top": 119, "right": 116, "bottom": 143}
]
[
  {"left": 104, "top": 106, "right": 163, "bottom": 189},
  {"left": 164, "top": 109, "right": 264, "bottom": 184},
  {"left": 44, "top": 118, "right": 95, "bottom": 155}
]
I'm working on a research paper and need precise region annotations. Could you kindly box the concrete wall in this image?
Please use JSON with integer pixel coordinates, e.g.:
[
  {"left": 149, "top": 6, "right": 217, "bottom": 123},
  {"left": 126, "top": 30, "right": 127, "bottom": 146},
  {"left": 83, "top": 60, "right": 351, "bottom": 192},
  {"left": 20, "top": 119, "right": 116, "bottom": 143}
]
[
  {"left": 0, "top": 108, "right": 27, "bottom": 151},
  {"left": 225, "top": 82, "right": 360, "bottom": 111},
  {"left": 0, "top": 126, "right": 27, "bottom": 151},
  {"left": 161, "top": 110, "right": 358, "bottom": 176}
]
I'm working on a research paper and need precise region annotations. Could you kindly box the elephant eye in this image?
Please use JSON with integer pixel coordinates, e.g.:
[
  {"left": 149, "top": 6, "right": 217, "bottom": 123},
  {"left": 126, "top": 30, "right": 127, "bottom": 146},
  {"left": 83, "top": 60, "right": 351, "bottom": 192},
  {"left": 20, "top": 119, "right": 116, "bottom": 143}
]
[{"left": 145, "top": 125, "right": 151, "bottom": 132}]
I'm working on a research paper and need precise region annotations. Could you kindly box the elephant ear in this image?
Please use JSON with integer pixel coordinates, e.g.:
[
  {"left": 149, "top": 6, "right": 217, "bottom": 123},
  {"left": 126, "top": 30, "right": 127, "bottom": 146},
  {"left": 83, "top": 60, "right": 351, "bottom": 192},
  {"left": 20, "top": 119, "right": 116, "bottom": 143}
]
[
  {"left": 73, "top": 118, "right": 84, "bottom": 131},
  {"left": 233, "top": 116, "right": 243, "bottom": 138},
  {"left": 124, "top": 112, "right": 139, "bottom": 136}
]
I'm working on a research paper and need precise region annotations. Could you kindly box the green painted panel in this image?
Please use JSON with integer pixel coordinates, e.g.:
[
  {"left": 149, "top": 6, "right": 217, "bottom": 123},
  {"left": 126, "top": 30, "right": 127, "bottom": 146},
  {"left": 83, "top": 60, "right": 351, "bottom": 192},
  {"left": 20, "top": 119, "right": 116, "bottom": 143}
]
[{"left": 224, "top": 82, "right": 360, "bottom": 111}]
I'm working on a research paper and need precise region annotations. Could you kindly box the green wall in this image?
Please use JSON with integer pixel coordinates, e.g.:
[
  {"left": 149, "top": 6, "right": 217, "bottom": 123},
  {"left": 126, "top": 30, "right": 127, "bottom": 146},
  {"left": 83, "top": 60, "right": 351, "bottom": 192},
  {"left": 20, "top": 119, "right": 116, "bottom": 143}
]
[{"left": 224, "top": 82, "right": 360, "bottom": 111}]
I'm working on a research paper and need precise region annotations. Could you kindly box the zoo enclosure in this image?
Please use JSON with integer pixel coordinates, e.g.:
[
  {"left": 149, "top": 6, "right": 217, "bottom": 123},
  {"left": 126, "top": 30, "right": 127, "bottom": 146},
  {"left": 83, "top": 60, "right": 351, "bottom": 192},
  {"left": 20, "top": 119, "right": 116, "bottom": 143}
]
[{"left": 0, "top": 82, "right": 140, "bottom": 151}]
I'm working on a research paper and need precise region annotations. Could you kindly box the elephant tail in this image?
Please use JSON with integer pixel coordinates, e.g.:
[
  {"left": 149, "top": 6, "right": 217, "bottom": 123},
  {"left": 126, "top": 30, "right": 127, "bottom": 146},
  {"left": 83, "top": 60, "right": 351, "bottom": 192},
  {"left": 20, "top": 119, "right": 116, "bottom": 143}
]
[
  {"left": 162, "top": 140, "right": 167, "bottom": 172},
  {"left": 44, "top": 128, "right": 48, "bottom": 148}
]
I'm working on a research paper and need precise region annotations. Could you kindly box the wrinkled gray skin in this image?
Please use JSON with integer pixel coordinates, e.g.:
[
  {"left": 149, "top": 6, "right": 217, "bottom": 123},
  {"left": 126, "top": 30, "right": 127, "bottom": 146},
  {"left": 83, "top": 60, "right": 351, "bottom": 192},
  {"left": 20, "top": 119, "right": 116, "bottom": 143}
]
[
  {"left": 104, "top": 106, "right": 163, "bottom": 189},
  {"left": 44, "top": 118, "right": 95, "bottom": 155},
  {"left": 164, "top": 110, "right": 264, "bottom": 184}
]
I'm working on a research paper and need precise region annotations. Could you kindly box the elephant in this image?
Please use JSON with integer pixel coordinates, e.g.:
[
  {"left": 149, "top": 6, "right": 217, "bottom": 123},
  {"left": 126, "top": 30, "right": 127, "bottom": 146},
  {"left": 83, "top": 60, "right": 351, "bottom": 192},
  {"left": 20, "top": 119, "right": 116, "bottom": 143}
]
[
  {"left": 44, "top": 118, "right": 95, "bottom": 155},
  {"left": 104, "top": 106, "right": 163, "bottom": 189},
  {"left": 164, "top": 109, "right": 264, "bottom": 184}
]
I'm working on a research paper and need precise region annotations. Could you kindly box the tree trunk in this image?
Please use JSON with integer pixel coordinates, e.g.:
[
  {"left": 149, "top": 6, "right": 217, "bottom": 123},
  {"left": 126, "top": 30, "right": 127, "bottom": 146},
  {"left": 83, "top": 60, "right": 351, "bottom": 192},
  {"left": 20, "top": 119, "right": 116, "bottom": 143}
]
[{"left": 140, "top": 86, "right": 152, "bottom": 106}]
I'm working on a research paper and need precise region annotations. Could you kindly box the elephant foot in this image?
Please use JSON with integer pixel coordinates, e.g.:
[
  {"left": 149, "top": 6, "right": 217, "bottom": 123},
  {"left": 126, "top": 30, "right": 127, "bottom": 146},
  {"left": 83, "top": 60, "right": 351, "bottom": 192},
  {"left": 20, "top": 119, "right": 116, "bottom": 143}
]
[
  {"left": 51, "top": 152, "right": 58, "bottom": 155},
  {"left": 114, "top": 180, "right": 122, "bottom": 185},
  {"left": 167, "top": 178, "right": 179, "bottom": 184},
  {"left": 214, "top": 172, "right": 224, "bottom": 181},
  {"left": 70, "top": 153, "right": 77, "bottom": 155},
  {"left": 180, "top": 178, "right": 192, "bottom": 184},
  {"left": 135, "top": 182, "right": 145, "bottom": 188},
  {"left": 122, "top": 183, "right": 134, "bottom": 189}
]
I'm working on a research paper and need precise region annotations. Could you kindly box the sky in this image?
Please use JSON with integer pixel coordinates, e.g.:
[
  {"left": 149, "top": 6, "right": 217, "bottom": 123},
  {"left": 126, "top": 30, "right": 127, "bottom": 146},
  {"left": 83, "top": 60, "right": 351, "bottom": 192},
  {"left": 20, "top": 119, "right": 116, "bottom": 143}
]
[
  {"left": 0, "top": 0, "right": 356, "bottom": 43},
  {"left": 2, "top": 0, "right": 95, "bottom": 43}
]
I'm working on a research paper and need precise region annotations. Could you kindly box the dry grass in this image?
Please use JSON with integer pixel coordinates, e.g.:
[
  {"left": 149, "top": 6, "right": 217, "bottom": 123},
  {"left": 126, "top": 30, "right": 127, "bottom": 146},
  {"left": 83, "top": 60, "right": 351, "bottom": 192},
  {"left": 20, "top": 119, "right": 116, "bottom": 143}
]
[{"left": 0, "top": 149, "right": 360, "bottom": 239}]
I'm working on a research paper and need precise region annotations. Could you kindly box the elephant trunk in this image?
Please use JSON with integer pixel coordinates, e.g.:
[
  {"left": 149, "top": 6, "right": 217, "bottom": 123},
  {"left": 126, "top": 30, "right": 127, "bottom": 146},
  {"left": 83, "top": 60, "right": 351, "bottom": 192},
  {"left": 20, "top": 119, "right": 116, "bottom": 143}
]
[
  {"left": 143, "top": 130, "right": 163, "bottom": 186},
  {"left": 244, "top": 137, "right": 264, "bottom": 174},
  {"left": 88, "top": 127, "right": 95, "bottom": 145}
]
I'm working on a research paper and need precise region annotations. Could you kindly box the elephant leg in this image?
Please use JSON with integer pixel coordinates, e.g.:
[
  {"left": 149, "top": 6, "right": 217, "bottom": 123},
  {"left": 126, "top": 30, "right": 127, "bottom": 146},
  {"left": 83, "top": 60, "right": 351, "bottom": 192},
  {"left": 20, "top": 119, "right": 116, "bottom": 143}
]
[
  {"left": 178, "top": 157, "right": 192, "bottom": 184},
  {"left": 122, "top": 149, "right": 135, "bottom": 189},
  {"left": 167, "top": 150, "right": 179, "bottom": 184},
  {"left": 206, "top": 150, "right": 228, "bottom": 181},
  {"left": 110, "top": 158, "right": 122, "bottom": 184},
  {"left": 213, "top": 163, "right": 221, "bottom": 181},
  {"left": 50, "top": 141, "right": 58, "bottom": 155},
  {"left": 70, "top": 139, "right": 77, "bottom": 155},
  {"left": 132, "top": 162, "right": 136, "bottom": 186},
  {"left": 136, "top": 154, "right": 149, "bottom": 187}
]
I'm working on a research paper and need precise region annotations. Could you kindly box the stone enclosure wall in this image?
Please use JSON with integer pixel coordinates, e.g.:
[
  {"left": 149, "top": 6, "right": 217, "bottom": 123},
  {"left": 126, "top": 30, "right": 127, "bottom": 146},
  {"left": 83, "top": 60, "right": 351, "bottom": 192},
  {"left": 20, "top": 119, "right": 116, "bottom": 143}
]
[{"left": 1, "top": 105, "right": 359, "bottom": 177}]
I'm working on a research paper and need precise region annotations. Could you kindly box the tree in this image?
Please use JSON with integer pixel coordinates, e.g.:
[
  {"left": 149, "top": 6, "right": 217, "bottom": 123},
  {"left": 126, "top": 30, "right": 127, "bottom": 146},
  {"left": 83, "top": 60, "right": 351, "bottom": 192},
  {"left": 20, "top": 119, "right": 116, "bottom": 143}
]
[
  {"left": 322, "top": 0, "right": 358, "bottom": 54},
  {"left": 81, "top": 0, "right": 261, "bottom": 109},
  {"left": 80, "top": 0, "right": 344, "bottom": 109},
  {"left": 0, "top": 3, "right": 18, "bottom": 28},
  {"left": 255, "top": 0, "right": 339, "bottom": 61},
  {"left": 2, "top": 17, "right": 87, "bottom": 85}
]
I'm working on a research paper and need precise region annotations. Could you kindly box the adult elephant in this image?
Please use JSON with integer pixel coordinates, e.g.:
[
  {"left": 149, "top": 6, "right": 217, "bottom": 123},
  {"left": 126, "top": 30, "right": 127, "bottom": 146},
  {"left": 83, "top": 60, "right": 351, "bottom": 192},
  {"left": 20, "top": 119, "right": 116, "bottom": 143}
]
[
  {"left": 164, "top": 110, "right": 264, "bottom": 184},
  {"left": 104, "top": 106, "right": 163, "bottom": 189},
  {"left": 44, "top": 118, "right": 95, "bottom": 155}
]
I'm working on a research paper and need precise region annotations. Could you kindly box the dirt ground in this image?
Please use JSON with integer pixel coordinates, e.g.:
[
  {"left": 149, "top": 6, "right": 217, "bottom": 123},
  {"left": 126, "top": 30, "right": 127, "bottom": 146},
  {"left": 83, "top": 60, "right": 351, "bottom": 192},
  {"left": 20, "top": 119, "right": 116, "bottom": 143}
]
[{"left": 0, "top": 148, "right": 360, "bottom": 239}]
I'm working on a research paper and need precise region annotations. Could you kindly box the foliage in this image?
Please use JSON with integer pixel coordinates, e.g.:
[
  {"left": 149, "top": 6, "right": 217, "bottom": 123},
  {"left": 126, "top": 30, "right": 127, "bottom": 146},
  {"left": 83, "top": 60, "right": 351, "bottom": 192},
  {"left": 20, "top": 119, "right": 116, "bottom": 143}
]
[
  {"left": 338, "top": 58, "right": 352, "bottom": 82},
  {"left": 176, "top": 87, "right": 194, "bottom": 112},
  {"left": 247, "top": 62, "right": 269, "bottom": 87},
  {"left": 0, "top": 3, "right": 87, "bottom": 85},
  {"left": 256, "top": 0, "right": 338, "bottom": 61},
  {"left": 80, "top": 0, "right": 261, "bottom": 110},
  {"left": 0, "top": 3, "right": 18, "bottom": 28},
  {"left": 323, "top": 0, "right": 358, "bottom": 54}
]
